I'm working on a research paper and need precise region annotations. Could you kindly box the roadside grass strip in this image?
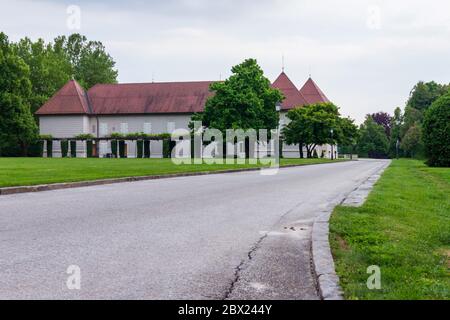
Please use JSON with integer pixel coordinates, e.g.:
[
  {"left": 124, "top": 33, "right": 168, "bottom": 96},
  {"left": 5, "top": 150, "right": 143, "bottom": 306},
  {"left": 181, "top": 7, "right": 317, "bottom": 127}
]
[{"left": 330, "top": 159, "right": 450, "bottom": 300}]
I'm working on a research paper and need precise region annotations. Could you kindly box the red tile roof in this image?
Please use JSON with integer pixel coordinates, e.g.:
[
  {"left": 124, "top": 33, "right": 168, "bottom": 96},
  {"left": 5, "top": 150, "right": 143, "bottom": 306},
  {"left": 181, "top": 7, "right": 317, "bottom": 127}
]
[
  {"left": 87, "top": 81, "right": 215, "bottom": 114},
  {"left": 299, "top": 77, "right": 330, "bottom": 104},
  {"left": 35, "top": 74, "right": 331, "bottom": 116},
  {"left": 271, "top": 72, "right": 308, "bottom": 110},
  {"left": 35, "top": 80, "right": 91, "bottom": 115}
]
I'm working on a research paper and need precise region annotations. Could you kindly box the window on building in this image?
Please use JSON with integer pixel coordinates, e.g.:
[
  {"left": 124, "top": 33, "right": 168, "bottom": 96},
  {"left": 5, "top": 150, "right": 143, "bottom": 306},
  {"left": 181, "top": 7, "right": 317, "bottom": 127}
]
[
  {"left": 167, "top": 122, "right": 175, "bottom": 133},
  {"left": 120, "top": 123, "right": 129, "bottom": 134},
  {"left": 92, "top": 125, "right": 96, "bottom": 134},
  {"left": 143, "top": 123, "right": 152, "bottom": 134},
  {"left": 100, "top": 123, "right": 108, "bottom": 136}
]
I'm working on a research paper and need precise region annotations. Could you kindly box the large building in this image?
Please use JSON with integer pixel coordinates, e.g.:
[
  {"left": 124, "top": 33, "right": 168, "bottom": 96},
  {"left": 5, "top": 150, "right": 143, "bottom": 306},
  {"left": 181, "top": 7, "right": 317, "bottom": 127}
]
[{"left": 36, "top": 71, "right": 334, "bottom": 158}]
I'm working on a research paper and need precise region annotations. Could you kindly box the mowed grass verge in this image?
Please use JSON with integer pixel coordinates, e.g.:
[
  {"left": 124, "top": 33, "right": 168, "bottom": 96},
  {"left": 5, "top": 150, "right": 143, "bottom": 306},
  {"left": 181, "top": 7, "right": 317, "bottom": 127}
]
[
  {"left": 0, "top": 157, "right": 342, "bottom": 188},
  {"left": 330, "top": 159, "right": 450, "bottom": 300}
]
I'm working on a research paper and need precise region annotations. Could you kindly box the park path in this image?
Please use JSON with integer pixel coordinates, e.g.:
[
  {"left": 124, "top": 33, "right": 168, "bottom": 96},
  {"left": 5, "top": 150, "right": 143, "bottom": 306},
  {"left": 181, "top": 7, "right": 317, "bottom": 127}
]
[{"left": 0, "top": 160, "right": 387, "bottom": 299}]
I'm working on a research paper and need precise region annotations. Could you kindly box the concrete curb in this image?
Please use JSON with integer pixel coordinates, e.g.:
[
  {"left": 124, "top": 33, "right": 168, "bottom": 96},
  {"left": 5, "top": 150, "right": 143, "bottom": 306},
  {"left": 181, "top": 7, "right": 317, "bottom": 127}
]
[
  {"left": 310, "top": 160, "right": 391, "bottom": 300},
  {"left": 0, "top": 161, "right": 351, "bottom": 196}
]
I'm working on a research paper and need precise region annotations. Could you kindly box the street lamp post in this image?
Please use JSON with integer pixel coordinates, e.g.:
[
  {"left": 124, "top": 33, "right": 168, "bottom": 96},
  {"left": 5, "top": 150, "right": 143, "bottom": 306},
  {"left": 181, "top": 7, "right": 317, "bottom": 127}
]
[{"left": 330, "top": 129, "right": 334, "bottom": 160}]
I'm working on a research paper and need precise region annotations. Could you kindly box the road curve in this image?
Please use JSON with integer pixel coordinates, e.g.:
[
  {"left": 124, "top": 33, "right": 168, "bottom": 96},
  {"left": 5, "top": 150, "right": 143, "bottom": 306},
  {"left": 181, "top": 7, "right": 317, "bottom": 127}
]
[{"left": 0, "top": 159, "right": 388, "bottom": 299}]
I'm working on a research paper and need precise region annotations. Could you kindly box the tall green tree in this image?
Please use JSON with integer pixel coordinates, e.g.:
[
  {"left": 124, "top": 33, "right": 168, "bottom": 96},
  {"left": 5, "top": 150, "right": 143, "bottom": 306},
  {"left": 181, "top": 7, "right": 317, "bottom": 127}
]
[
  {"left": 283, "top": 103, "right": 350, "bottom": 158},
  {"left": 14, "top": 37, "right": 72, "bottom": 114},
  {"left": 282, "top": 107, "right": 310, "bottom": 158},
  {"left": 54, "top": 33, "right": 118, "bottom": 89},
  {"left": 336, "top": 116, "right": 358, "bottom": 154},
  {"left": 422, "top": 92, "right": 450, "bottom": 167},
  {"left": 357, "top": 116, "right": 389, "bottom": 158},
  {"left": 401, "top": 124, "right": 423, "bottom": 158},
  {"left": 0, "top": 33, "right": 37, "bottom": 156},
  {"left": 389, "top": 107, "right": 404, "bottom": 157},
  {"left": 193, "top": 58, "right": 282, "bottom": 132},
  {"left": 407, "top": 81, "right": 450, "bottom": 111}
]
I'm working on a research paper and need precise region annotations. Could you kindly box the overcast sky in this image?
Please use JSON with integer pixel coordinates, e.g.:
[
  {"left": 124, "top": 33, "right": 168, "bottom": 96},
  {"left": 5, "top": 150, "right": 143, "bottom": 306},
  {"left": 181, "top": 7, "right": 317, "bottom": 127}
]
[{"left": 1, "top": 0, "right": 449, "bottom": 123}]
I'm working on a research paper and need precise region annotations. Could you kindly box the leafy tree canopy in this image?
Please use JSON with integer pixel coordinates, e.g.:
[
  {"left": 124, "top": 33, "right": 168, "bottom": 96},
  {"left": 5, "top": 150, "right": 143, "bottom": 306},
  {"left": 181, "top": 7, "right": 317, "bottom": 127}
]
[
  {"left": 13, "top": 37, "right": 72, "bottom": 114},
  {"left": 407, "top": 81, "right": 450, "bottom": 111},
  {"left": 192, "top": 58, "right": 283, "bottom": 133},
  {"left": 422, "top": 92, "right": 450, "bottom": 167},
  {"left": 370, "top": 111, "right": 392, "bottom": 137},
  {"left": 0, "top": 32, "right": 38, "bottom": 156},
  {"left": 357, "top": 116, "right": 389, "bottom": 159},
  {"left": 54, "top": 33, "right": 118, "bottom": 89},
  {"left": 283, "top": 103, "right": 355, "bottom": 158}
]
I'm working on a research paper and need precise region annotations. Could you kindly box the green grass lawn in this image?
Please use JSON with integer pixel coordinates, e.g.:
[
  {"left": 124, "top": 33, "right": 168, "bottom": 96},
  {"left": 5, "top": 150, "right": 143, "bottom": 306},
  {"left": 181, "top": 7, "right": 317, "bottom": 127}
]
[
  {"left": 0, "top": 157, "right": 341, "bottom": 188},
  {"left": 330, "top": 159, "right": 450, "bottom": 300}
]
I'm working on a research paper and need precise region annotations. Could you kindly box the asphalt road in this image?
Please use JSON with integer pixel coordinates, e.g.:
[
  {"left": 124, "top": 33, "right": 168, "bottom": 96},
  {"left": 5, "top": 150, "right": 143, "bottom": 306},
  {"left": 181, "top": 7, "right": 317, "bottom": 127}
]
[{"left": 0, "top": 159, "right": 388, "bottom": 300}]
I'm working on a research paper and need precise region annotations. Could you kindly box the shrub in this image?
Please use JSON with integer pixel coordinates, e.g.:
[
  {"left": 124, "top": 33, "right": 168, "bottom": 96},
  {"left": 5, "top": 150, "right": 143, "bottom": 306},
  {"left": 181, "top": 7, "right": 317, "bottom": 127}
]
[
  {"left": 70, "top": 140, "right": 77, "bottom": 157},
  {"left": 110, "top": 132, "right": 125, "bottom": 139},
  {"left": 111, "top": 140, "right": 118, "bottom": 157},
  {"left": 144, "top": 140, "right": 151, "bottom": 158},
  {"left": 163, "top": 139, "right": 172, "bottom": 158},
  {"left": 46, "top": 139, "right": 53, "bottom": 158},
  {"left": 119, "top": 140, "right": 126, "bottom": 158},
  {"left": 86, "top": 140, "right": 93, "bottom": 158},
  {"left": 74, "top": 133, "right": 95, "bottom": 140},
  {"left": 26, "top": 140, "right": 44, "bottom": 157},
  {"left": 136, "top": 140, "right": 144, "bottom": 158},
  {"left": 423, "top": 92, "right": 450, "bottom": 167},
  {"left": 61, "top": 140, "right": 69, "bottom": 158}
]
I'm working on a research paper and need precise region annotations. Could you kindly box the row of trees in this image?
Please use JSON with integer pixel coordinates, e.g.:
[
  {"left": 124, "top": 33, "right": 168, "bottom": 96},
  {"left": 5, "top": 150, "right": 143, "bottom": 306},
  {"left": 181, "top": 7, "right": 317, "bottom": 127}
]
[
  {"left": 0, "top": 32, "right": 118, "bottom": 156},
  {"left": 343, "top": 81, "right": 449, "bottom": 166},
  {"left": 283, "top": 104, "right": 357, "bottom": 158},
  {"left": 192, "top": 58, "right": 358, "bottom": 158}
]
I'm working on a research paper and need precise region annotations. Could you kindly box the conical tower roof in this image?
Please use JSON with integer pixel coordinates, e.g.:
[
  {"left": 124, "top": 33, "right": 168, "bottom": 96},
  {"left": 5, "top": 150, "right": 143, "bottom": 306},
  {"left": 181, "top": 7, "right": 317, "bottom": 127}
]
[
  {"left": 272, "top": 72, "right": 308, "bottom": 110},
  {"left": 299, "top": 77, "right": 330, "bottom": 104},
  {"left": 36, "top": 79, "right": 91, "bottom": 115}
]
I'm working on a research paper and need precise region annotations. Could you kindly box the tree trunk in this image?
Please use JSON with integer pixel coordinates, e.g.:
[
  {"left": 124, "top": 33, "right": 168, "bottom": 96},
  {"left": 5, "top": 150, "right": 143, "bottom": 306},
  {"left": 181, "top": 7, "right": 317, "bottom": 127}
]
[{"left": 298, "top": 143, "right": 304, "bottom": 159}]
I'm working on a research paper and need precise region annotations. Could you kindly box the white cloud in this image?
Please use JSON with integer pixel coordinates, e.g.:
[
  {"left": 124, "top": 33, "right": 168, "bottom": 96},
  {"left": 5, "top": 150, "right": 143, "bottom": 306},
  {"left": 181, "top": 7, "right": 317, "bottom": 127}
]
[{"left": 1, "top": 0, "right": 449, "bottom": 123}]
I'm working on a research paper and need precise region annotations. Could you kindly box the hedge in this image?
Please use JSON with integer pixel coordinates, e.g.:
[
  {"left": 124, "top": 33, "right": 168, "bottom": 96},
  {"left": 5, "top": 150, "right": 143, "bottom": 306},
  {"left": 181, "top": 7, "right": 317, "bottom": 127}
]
[
  {"left": 163, "top": 139, "right": 176, "bottom": 158},
  {"left": 137, "top": 140, "right": 144, "bottom": 158},
  {"left": 70, "top": 141, "right": 77, "bottom": 157},
  {"left": 423, "top": 92, "right": 450, "bottom": 167},
  {"left": 61, "top": 140, "right": 69, "bottom": 158},
  {"left": 46, "top": 140, "right": 53, "bottom": 158},
  {"left": 86, "top": 140, "right": 94, "bottom": 158},
  {"left": 144, "top": 140, "right": 151, "bottom": 158},
  {"left": 111, "top": 140, "right": 118, "bottom": 158},
  {"left": 119, "top": 140, "right": 126, "bottom": 158}
]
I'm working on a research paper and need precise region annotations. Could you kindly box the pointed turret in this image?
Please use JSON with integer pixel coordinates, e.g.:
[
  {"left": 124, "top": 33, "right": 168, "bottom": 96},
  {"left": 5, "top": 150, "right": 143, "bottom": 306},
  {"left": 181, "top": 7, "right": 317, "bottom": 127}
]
[
  {"left": 36, "top": 79, "right": 91, "bottom": 115},
  {"left": 272, "top": 72, "right": 308, "bottom": 110},
  {"left": 299, "top": 77, "right": 330, "bottom": 104}
]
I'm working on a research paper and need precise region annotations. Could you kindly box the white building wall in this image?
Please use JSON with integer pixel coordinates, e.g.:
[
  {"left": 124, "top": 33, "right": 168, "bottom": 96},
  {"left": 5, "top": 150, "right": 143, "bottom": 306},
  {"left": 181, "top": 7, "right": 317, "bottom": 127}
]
[
  {"left": 39, "top": 115, "right": 90, "bottom": 138},
  {"left": 38, "top": 113, "right": 337, "bottom": 159},
  {"left": 91, "top": 114, "right": 192, "bottom": 137}
]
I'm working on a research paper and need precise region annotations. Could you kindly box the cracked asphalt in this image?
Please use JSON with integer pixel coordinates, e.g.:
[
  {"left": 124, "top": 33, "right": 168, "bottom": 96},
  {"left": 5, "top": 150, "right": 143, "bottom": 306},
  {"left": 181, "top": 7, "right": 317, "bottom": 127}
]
[{"left": 0, "top": 159, "right": 387, "bottom": 299}]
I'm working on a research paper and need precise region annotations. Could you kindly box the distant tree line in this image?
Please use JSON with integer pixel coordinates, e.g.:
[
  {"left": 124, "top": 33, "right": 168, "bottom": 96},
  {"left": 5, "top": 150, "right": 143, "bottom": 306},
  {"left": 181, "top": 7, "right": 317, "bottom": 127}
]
[
  {"left": 340, "top": 81, "right": 450, "bottom": 166},
  {"left": 192, "top": 58, "right": 358, "bottom": 159},
  {"left": 0, "top": 32, "right": 118, "bottom": 156}
]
